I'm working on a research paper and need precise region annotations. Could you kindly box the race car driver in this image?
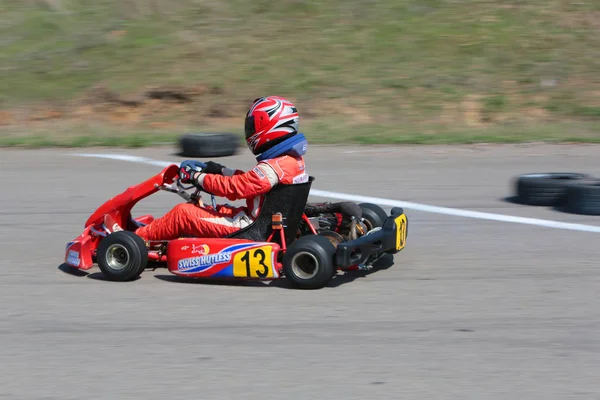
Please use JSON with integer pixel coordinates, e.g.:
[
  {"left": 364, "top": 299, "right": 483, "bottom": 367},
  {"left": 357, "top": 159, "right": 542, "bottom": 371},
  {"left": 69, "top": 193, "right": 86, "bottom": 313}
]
[{"left": 106, "top": 96, "right": 310, "bottom": 241}]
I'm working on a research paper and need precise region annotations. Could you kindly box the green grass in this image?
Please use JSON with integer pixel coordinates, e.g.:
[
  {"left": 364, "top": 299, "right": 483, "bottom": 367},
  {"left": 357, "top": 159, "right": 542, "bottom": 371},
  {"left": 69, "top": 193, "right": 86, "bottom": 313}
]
[
  {"left": 1, "top": 0, "right": 600, "bottom": 146},
  {"left": 3, "top": 119, "right": 600, "bottom": 148},
  {"left": 0, "top": 131, "right": 180, "bottom": 148}
]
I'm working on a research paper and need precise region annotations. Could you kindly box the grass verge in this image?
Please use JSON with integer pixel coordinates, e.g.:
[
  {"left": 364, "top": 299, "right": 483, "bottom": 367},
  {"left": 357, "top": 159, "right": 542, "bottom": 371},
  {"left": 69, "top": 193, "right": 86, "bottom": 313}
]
[{"left": 2, "top": 120, "right": 600, "bottom": 148}]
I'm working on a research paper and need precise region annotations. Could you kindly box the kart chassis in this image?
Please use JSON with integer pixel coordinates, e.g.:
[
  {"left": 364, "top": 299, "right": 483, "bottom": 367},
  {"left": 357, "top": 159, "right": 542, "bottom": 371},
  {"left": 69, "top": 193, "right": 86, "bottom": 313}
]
[{"left": 64, "top": 164, "right": 407, "bottom": 285}]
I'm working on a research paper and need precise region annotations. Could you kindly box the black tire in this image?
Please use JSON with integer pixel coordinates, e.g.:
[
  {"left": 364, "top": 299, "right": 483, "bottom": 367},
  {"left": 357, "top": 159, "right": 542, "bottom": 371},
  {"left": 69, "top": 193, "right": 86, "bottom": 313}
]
[
  {"left": 564, "top": 180, "right": 600, "bottom": 215},
  {"left": 179, "top": 132, "right": 240, "bottom": 158},
  {"left": 515, "top": 173, "right": 592, "bottom": 206},
  {"left": 283, "top": 235, "right": 336, "bottom": 289},
  {"left": 96, "top": 231, "right": 148, "bottom": 281},
  {"left": 318, "top": 230, "right": 345, "bottom": 277},
  {"left": 359, "top": 203, "right": 389, "bottom": 229}
]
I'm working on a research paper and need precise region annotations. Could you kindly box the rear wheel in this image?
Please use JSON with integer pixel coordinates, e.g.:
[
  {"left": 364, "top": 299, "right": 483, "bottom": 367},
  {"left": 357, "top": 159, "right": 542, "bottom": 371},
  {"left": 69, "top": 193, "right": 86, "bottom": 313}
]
[
  {"left": 283, "top": 235, "right": 336, "bottom": 289},
  {"left": 318, "top": 230, "right": 345, "bottom": 276},
  {"left": 359, "top": 203, "right": 388, "bottom": 229},
  {"left": 97, "top": 231, "right": 148, "bottom": 281}
]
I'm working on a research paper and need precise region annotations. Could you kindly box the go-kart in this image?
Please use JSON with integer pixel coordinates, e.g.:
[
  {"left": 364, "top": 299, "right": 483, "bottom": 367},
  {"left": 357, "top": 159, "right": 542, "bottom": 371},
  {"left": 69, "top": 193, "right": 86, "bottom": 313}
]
[{"left": 63, "top": 163, "right": 408, "bottom": 289}]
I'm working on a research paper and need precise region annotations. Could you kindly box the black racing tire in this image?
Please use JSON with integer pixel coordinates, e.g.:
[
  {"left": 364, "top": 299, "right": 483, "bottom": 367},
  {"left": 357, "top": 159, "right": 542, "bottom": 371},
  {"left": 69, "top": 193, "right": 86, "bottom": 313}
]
[
  {"left": 283, "top": 235, "right": 336, "bottom": 289},
  {"left": 515, "top": 173, "right": 592, "bottom": 206},
  {"left": 178, "top": 132, "right": 240, "bottom": 158},
  {"left": 96, "top": 231, "right": 148, "bottom": 281},
  {"left": 359, "top": 203, "right": 389, "bottom": 229},
  {"left": 318, "top": 230, "right": 345, "bottom": 277},
  {"left": 564, "top": 180, "right": 600, "bottom": 215}
]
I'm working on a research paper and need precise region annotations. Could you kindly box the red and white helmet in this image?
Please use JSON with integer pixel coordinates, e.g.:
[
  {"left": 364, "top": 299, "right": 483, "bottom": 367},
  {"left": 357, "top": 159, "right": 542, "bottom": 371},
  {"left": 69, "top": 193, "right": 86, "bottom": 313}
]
[{"left": 244, "top": 96, "right": 299, "bottom": 155}]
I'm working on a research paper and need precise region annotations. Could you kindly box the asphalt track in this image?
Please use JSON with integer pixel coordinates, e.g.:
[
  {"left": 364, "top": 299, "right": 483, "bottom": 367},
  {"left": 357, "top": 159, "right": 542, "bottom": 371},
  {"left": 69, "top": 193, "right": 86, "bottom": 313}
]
[{"left": 1, "top": 144, "right": 600, "bottom": 399}]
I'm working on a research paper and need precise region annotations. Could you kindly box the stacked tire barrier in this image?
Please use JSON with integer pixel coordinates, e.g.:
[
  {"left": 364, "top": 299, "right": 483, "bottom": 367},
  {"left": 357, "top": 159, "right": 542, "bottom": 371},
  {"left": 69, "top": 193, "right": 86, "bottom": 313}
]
[{"left": 514, "top": 173, "right": 600, "bottom": 215}]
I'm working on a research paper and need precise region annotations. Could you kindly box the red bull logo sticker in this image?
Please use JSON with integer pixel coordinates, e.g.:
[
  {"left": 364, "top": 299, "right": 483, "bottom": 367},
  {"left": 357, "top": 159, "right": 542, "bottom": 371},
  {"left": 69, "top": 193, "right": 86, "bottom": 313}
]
[{"left": 191, "top": 244, "right": 209, "bottom": 255}]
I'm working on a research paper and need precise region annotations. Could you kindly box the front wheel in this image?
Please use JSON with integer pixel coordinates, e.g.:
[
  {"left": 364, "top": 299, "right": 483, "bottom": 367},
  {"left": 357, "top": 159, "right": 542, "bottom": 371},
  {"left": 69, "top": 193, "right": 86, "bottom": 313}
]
[
  {"left": 97, "top": 231, "right": 148, "bottom": 281},
  {"left": 283, "top": 235, "right": 336, "bottom": 289}
]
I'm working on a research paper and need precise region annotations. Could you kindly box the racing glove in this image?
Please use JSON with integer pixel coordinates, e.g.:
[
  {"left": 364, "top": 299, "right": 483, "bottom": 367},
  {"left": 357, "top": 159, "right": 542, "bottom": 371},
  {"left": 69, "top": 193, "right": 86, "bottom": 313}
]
[
  {"left": 179, "top": 160, "right": 206, "bottom": 184},
  {"left": 203, "top": 161, "right": 225, "bottom": 175}
]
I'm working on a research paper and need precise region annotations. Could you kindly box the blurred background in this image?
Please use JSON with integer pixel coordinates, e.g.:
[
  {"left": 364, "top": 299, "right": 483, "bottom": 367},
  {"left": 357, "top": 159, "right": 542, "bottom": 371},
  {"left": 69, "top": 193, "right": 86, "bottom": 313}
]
[{"left": 1, "top": 0, "right": 600, "bottom": 147}]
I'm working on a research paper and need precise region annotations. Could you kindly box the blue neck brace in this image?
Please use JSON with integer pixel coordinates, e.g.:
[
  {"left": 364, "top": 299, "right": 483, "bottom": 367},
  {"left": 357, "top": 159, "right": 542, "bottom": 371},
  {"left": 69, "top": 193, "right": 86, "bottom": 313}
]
[{"left": 256, "top": 133, "right": 308, "bottom": 161}]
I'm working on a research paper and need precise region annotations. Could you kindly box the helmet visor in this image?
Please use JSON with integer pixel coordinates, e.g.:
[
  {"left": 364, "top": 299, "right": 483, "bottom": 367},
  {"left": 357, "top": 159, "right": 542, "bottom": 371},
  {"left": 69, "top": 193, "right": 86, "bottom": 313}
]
[{"left": 244, "top": 115, "right": 255, "bottom": 140}]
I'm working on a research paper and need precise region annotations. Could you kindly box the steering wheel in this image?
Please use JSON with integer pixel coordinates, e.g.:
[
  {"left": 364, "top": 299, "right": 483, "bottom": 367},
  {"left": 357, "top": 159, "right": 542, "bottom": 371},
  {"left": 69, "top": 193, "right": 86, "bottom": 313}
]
[{"left": 156, "top": 163, "right": 217, "bottom": 208}]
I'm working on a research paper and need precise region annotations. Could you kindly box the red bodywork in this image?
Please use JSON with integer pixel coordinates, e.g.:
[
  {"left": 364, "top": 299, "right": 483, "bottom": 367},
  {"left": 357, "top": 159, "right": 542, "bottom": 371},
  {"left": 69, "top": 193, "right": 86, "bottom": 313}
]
[
  {"left": 166, "top": 238, "right": 282, "bottom": 279},
  {"left": 65, "top": 164, "right": 179, "bottom": 270},
  {"left": 85, "top": 164, "right": 179, "bottom": 229}
]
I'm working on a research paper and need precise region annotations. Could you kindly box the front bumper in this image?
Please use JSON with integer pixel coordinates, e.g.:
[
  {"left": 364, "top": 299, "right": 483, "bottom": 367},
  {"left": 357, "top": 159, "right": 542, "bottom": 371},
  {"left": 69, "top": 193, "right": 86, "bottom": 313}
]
[{"left": 335, "top": 207, "right": 407, "bottom": 268}]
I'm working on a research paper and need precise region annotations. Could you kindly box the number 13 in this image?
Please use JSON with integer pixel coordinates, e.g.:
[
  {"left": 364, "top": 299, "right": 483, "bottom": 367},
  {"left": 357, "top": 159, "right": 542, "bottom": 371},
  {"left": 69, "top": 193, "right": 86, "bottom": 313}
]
[{"left": 235, "top": 247, "right": 273, "bottom": 278}]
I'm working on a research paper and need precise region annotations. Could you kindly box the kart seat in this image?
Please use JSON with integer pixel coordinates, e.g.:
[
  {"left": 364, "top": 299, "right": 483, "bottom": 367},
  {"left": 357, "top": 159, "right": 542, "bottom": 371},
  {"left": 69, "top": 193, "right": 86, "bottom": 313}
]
[{"left": 225, "top": 176, "right": 314, "bottom": 245}]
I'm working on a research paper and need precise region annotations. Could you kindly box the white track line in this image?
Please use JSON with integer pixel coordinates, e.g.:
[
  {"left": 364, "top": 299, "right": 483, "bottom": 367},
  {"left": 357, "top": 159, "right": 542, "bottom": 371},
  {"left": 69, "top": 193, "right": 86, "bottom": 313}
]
[{"left": 71, "top": 152, "right": 600, "bottom": 234}]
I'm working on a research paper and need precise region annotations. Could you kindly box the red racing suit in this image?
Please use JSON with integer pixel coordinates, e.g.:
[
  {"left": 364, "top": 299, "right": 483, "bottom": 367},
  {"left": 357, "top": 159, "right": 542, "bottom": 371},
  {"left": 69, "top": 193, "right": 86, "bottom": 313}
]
[{"left": 134, "top": 155, "right": 309, "bottom": 241}]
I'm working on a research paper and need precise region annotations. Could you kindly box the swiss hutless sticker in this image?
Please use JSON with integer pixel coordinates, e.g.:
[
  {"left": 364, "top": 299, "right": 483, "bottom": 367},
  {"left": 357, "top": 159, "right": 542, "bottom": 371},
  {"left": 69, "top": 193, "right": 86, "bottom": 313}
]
[{"left": 177, "top": 252, "right": 232, "bottom": 271}]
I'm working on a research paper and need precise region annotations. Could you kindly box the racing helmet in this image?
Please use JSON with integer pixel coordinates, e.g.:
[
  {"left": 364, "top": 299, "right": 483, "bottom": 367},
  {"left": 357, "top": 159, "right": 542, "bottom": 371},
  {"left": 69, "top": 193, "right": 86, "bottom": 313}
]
[{"left": 244, "top": 96, "right": 299, "bottom": 155}]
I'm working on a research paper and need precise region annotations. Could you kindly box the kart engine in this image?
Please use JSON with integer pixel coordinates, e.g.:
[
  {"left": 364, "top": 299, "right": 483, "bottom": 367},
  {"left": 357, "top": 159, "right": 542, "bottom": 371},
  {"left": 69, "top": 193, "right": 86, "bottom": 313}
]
[{"left": 302, "top": 202, "right": 370, "bottom": 245}]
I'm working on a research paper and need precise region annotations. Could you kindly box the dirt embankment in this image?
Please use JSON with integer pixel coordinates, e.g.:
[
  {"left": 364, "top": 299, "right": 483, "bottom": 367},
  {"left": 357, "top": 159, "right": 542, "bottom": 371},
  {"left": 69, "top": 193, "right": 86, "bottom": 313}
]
[{"left": 0, "top": 85, "right": 249, "bottom": 130}]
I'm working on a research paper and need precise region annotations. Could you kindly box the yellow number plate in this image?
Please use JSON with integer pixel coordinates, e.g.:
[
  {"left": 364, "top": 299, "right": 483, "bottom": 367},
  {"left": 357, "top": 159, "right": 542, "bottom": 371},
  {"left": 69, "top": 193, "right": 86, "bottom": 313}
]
[
  {"left": 233, "top": 245, "right": 274, "bottom": 278},
  {"left": 394, "top": 214, "right": 407, "bottom": 251}
]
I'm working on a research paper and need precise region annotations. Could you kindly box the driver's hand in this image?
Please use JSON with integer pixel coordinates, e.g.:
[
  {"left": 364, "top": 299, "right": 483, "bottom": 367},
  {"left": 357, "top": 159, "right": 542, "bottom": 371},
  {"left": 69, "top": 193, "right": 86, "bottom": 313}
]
[
  {"left": 179, "top": 160, "right": 206, "bottom": 184},
  {"left": 179, "top": 164, "right": 196, "bottom": 184},
  {"left": 204, "top": 161, "right": 225, "bottom": 175}
]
